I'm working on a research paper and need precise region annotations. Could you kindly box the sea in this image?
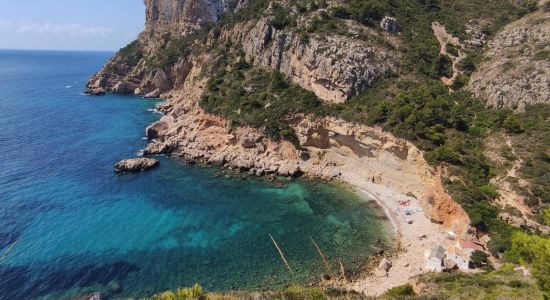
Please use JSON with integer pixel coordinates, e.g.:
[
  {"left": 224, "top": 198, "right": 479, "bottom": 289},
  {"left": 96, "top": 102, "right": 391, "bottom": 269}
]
[{"left": 0, "top": 50, "right": 393, "bottom": 299}]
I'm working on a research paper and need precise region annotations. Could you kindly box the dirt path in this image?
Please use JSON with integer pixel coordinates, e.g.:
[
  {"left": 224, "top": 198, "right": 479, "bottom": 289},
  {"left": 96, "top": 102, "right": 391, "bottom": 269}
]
[{"left": 432, "top": 22, "right": 466, "bottom": 86}]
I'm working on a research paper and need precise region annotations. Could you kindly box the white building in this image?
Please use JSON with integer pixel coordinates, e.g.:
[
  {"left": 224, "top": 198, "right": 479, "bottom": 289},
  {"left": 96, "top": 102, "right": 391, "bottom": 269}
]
[
  {"left": 426, "top": 244, "right": 446, "bottom": 272},
  {"left": 446, "top": 246, "right": 471, "bottom": 270}
]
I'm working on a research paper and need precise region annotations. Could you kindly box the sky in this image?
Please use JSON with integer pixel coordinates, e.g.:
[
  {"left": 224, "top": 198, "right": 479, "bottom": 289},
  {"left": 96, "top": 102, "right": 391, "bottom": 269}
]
[{"left": 0, "top": 1, "right": 145, "bottom": 51}]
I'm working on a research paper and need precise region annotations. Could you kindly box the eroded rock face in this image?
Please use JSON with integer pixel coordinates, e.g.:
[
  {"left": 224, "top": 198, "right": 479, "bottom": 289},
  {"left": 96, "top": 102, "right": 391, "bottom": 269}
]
[
  {"left": 468, "top": 8, "right": 550, "bottom": 110},
  {"left": 222, "top": 19, "right": 399, "bottom": 103},
  {"left": 114, "top": 158, "right": 159, "bottom": 173}
]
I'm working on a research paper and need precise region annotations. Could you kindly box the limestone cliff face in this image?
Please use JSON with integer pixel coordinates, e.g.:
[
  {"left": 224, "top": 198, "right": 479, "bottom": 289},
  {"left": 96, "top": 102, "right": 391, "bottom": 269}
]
[
  {"left": 222, "top": 19, "right": 399, "bottom": 103},
  {"left": 144, "top": 0, "right": 237, "bottom": 36},
  {"left": 468, "top": 7, "right": 550, "bottom": 110},
  {"left": 87, "top": 1, "right": 398, "bottom": 104}
]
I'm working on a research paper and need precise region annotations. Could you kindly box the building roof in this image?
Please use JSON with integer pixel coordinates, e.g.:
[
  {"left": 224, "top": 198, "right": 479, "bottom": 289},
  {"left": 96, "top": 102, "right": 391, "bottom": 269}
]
[
  {"left": 428, "top": 244, "right": 446, "bottom": 261},
  {"left": 459, "top": 240, "right": 484, "bottom": 251}
]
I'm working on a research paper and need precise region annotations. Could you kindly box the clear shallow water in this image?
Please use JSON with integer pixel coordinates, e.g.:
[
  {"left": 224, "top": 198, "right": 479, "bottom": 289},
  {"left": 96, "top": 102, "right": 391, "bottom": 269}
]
[{"left": 0, "top": 50, "right": 393, "bottom": 299}]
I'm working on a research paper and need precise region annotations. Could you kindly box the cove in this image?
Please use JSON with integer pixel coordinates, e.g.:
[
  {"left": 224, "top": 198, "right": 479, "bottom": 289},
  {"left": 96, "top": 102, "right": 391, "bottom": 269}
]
[{"left": 0, "top": 50, "right": 393, "bottom": 299}]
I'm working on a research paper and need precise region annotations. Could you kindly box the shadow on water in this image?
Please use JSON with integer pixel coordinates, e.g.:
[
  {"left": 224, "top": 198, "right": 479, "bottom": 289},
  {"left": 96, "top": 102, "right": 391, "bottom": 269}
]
[{"left": 0, "top": 261, "right": 138, "bottom": 300}]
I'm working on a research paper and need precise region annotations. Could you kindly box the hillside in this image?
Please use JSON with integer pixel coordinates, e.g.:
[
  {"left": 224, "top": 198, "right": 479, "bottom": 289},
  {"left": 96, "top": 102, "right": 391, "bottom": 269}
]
[{"left": 86, "top": 0, "right": 550, "bottom": 298}]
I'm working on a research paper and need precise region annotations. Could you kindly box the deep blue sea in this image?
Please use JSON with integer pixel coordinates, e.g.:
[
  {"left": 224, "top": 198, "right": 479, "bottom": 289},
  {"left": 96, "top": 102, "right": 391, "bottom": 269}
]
[{"left": 0, "top": 50, "right": 392, "bottom": 299}]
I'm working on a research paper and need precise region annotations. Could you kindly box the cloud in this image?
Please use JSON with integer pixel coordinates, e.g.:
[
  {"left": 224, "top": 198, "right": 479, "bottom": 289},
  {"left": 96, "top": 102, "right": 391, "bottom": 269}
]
[{"left": 0, "top": 20, "right": 113, "bottom": 37}]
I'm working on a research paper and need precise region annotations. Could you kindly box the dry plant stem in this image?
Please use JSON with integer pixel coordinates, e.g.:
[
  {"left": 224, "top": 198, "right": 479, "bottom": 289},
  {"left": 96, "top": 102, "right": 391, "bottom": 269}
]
[
  {"left": 0, "top": 240, "right": 18, "bottom": 263},
  {"left": 311, "top": 237, "right": 332, "bottom": 275},
  {"left": 269, "top": 233, "right": 293, "bottom": 274}
]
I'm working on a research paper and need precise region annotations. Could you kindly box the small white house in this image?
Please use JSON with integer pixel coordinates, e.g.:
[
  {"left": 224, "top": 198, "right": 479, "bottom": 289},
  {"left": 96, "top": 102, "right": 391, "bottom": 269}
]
[
  {"left": 446, "top": 246, "right": 471, "bottom": 270},
  {"left": 426, "top": 244, "right": 446, "bottom": 272}
]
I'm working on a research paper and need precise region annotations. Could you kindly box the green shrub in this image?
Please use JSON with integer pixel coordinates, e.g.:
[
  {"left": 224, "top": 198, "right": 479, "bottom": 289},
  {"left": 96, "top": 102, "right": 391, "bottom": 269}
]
[
  {"left": 534, "top": 50, "right": 550, "bottom": 61},
  {"left": 117, "top": 40, "right": 143, "bottom": 67},
  {"left": 385, "top": 284, "right": 416, "bottom": 297},
  {"left": 152, "top": 284, "right": 205, "bottom": 300},
  {"left": 505, "top": 232, "right": 550, "bottom": 296},
  {"left": 471, "top": 250, "right": 490, "bottom": 268}
]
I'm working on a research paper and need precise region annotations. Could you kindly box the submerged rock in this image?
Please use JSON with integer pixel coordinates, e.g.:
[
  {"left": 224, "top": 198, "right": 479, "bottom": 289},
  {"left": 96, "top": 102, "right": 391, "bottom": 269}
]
[{"left": 114, "top": 158, "right": 159, "bottom": 173}]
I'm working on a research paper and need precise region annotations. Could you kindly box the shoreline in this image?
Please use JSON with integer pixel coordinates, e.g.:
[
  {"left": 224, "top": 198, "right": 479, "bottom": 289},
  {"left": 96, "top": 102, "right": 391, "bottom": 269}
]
[
  {"left": 153, "top": 153, "right": 449, "bottom": 296},
  {"left": 338, "top": 175, "right": 452, "bottom": 296}
]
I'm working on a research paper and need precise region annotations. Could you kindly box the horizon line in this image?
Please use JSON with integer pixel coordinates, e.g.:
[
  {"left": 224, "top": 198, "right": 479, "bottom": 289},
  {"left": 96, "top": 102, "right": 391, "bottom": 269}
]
[{"left": 0, "top": 47, "right": 118, "bottom": 53}]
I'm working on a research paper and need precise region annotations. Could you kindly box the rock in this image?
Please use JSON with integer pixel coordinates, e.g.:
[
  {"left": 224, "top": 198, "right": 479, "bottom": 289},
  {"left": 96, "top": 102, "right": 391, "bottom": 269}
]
[
  {"left": 114, "top": 158, "right": 159, "bottom": 173},
  {"left": 144, "top": 141, "right": 171, "bottom": 155},
  {"left": 84, "top": 87, "right": 106, "bottom": 96},
  {"left": 109, "top": 281, "right": 122, "bottom": 294},
  {"left": 278, "top": 162, "right": 300, "bottom": 177},
  {"left": 208, "top": 153, "right": 226, "bottom": 165},
  {"left": 146, "top": 121, "right": 169, "bottom": 139},
  {"left": 380, "top": 16, "right": 399, "bottom": 33},
  {"left": 330, "top": 170, "right": 341, "bottom": 178},
  {"left": 444, "top": 258, "right": 457, "bottom": 270},
  {"left": 242, "top": 137, "right": 257, "bottom": 148},
  {"left": 145, "top": 88, "right": 161, "bottom": 99},
  {"left": 113, "top": 81, "right": 136, "bottom": 94},
  {"left": 88, "top": 292, "right": 105, "bottom": 300}
]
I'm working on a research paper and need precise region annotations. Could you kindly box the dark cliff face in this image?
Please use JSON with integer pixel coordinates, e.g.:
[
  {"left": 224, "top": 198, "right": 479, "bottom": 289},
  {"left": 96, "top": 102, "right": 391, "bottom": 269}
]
[{"left": 144, "top": 0, "right": 237, "bottom": 35}]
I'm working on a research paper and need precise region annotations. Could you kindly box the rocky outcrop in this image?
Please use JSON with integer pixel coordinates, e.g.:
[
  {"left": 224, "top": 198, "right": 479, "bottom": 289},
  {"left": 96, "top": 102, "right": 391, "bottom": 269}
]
[
  {"left": 114, "top": 158, "right": 160, "bottom": 173},
  {"left": 468, "top": 7, "right": 550, "bottom": 110},
  {"left": 84, "top": 87, "right": 106, "bottom": 96},
  {"left": 222, "top": 19, "right": 399, "bottom": 103}
]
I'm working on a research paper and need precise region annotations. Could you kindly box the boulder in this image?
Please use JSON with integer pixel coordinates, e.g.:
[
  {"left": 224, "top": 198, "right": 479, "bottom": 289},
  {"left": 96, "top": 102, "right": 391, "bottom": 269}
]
[
  {"left": 380, "top": 16, "right": 399, "bottom": 33},
  {"left": 114, "top": 158, "right": 159, "bottom": 173},
  {"left": 444, "top": 258, "right": 457, "bottom": 270},
  {"left": 84, "top": 87, "right": 106, "bottom": 96},
  {"left": 146, "top": 121, "right": 169, "bottom": 139},
  {"left": 208, "top": 153, "right": 226, "bottom": 165},
  {"left": 145, "top": 89, "right": 161, "bottom": 99},
  {"left": 144, "top": 141, "right": 171, "bottom": 155},
  {"left": 113, "top": 81, "right": 136, "bottom": 94}
]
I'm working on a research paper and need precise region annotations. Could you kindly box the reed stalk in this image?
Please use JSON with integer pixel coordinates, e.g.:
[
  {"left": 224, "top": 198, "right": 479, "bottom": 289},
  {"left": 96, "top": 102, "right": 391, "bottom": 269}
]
[
  {"left": 339, "top": 259, "right": 348, "bottom": 282},
  {"left": 310, "top": 237, "right": 332, "bottom": 275},
  {"left": 269, "top": 233, "right": 292, "bottom": 274}
]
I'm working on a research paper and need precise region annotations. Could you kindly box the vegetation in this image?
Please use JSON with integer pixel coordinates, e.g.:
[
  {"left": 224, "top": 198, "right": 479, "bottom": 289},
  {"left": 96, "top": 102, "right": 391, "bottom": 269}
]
[
  {"left": 200, "top": 48, "right": 322, "bottom": 147},
  {"left": 382, "top": 284, "right": 416, "bottom": 298},
  {"left": 471, "top": 250, "right": 490, "bottom": 269},
  {"left": 505, "top": 232, "right": 550, "bottom": 297},
  {"left": 152, "top": 284, "right": 205, "bottom": 300},
  {"left": 414, "top": 264, "right": 545, "bottom": 299},
  {"left": 118, "top": 40, "right": 144, "bottom": 67},
  {"left": 511, "top": 104, "right": 550, "bottom": 210}
]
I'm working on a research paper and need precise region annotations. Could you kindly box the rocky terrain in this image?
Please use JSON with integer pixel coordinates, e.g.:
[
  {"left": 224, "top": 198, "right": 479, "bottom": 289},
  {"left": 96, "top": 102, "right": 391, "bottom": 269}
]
[{"left": 468, "top": 6, "right": 550, "bottom": 110}]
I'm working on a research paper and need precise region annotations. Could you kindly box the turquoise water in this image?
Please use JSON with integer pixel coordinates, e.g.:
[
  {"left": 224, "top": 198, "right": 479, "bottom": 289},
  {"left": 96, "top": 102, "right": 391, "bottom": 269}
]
[{"left": 0, "top": 50, "right": 393, "bottom": 299}]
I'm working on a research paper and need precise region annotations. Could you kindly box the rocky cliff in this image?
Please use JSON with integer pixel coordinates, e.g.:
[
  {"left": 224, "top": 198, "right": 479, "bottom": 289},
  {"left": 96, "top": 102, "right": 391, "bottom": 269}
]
[
  {"left": 87, "top": 0, "right": 399, "bottom": 103},
  {"left": 468, "top": 6, "right": 550, "bottom": 110}
]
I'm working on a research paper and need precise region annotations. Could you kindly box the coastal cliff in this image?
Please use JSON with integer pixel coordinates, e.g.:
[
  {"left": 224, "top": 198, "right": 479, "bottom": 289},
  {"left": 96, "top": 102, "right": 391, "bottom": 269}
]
[{"left": 88, "top": 0, "right": 550, "bottom": 297}]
